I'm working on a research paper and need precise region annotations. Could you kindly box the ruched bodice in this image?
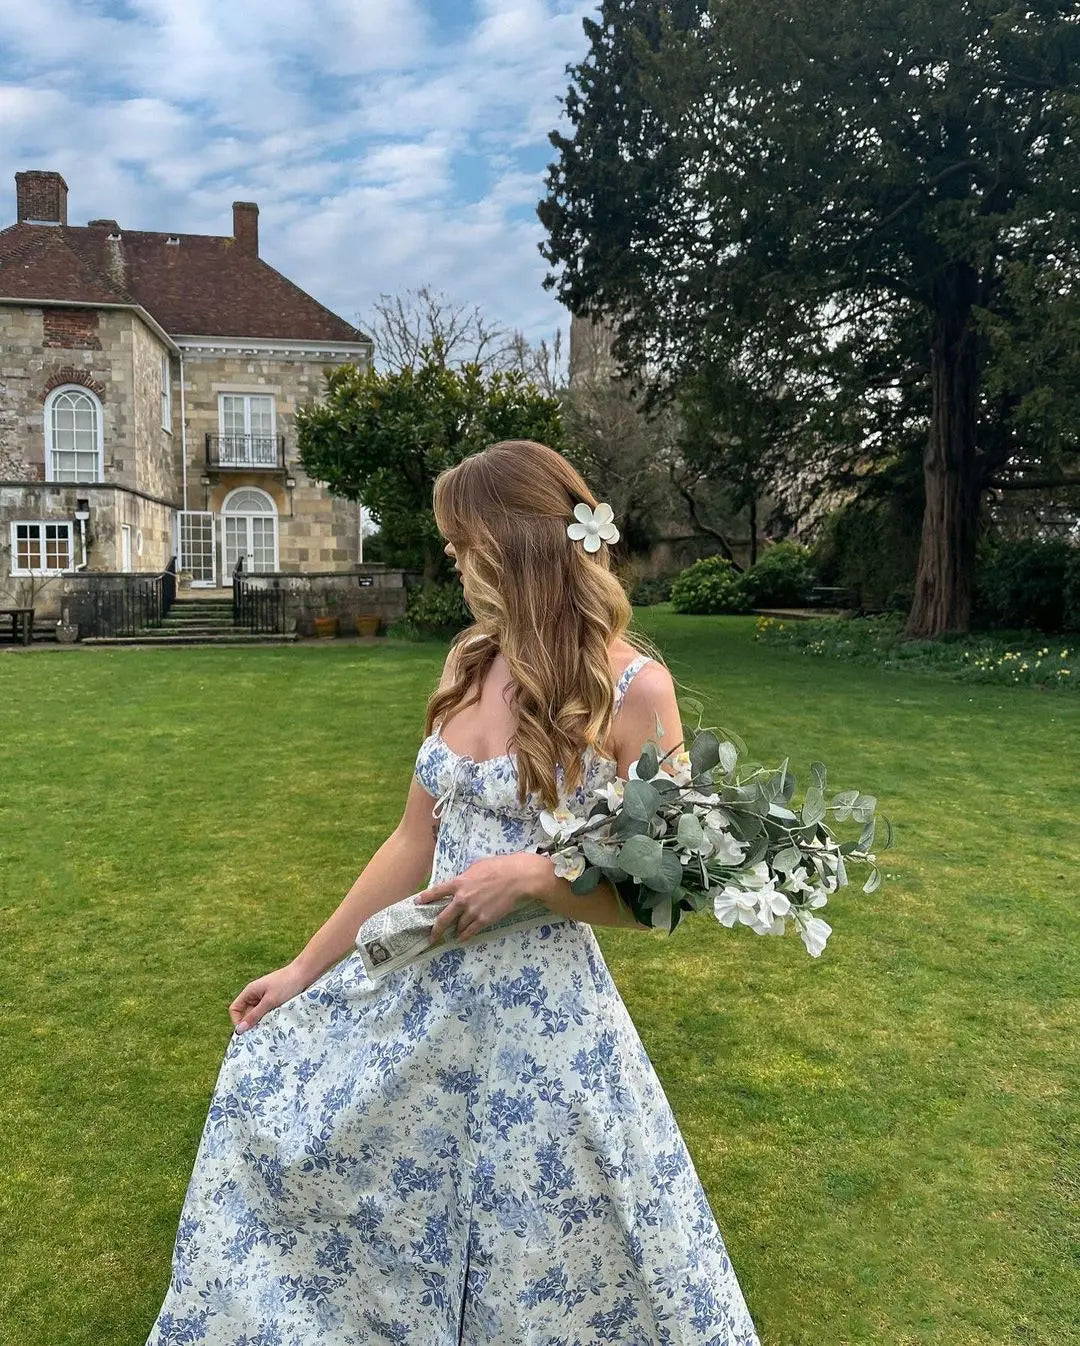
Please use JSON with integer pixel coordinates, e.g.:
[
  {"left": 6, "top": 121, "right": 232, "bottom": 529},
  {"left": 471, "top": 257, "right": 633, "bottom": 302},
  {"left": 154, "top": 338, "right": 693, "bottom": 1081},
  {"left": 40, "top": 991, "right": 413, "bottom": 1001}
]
[{"left": 415, "top": 653, "right": 651, "bottom": 890}]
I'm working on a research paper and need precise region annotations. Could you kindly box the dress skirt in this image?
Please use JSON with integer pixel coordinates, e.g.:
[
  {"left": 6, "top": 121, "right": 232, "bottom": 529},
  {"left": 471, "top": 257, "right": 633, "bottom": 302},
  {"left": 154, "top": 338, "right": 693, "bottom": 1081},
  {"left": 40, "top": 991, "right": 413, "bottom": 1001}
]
[{"left": 145, "top": 916, "right": 762, "bottom": 1346}]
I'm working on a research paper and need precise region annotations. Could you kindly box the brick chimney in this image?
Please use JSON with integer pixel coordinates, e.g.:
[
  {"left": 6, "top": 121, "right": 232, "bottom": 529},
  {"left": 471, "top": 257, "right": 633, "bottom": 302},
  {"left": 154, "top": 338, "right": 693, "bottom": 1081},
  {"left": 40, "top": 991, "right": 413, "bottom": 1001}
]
[
  {"left": 233, "top": 201, "right": 259, "bottom": 256},
  {"left": 16, "top": 170, "right": 68, "bottom": 225}
]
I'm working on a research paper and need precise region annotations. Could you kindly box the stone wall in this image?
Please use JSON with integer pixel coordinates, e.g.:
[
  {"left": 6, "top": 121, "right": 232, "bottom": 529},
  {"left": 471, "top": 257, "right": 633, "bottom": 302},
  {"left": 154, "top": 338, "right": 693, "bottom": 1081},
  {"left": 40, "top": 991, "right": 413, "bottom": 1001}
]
[
  {"left": 0, "top": 483, "right": 175, "bottom": 620},
  {"left": 0, "top": 305, "right": 177, "bottom": 501},
  {"left": 240, "top": 566, "right": 406, "bottom": 634},
  {"left": 179, "top": 347, "right": 366, "bottom": 570}
]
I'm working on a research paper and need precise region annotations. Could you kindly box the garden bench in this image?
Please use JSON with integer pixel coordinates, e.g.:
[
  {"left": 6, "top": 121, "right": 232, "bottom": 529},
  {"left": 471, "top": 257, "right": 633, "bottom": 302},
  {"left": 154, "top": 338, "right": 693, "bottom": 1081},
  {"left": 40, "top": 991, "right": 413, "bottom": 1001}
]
[{"left": 0, "top": 607, "right": 35, "bottom": 645}]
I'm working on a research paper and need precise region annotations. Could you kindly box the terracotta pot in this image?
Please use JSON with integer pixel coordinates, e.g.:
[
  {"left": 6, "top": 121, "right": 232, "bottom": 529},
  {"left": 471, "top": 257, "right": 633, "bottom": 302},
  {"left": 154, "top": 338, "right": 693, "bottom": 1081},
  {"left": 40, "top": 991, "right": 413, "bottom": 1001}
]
[
  {"left": 354, "top": 614, "right": 381, "bottom": 638},
  {"left": 313, "top": 615, "right": 340, "bottom": 638}
]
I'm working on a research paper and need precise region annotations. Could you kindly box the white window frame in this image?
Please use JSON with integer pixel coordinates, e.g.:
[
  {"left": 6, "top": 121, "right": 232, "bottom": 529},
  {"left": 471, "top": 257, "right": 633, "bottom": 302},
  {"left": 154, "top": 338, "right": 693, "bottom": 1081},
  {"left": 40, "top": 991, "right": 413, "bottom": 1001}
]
[
  {"left": 217, "top": 392, "right": 276, "bottom": 440},
  {"left": 9, "top": 520, "right": 75, "bottom": 576},
  {"left": 43, "top": 384, "right": 104, "bottom": 483},
  {"left": 161, "top": 353, "right": 172, "bottom": 432}
]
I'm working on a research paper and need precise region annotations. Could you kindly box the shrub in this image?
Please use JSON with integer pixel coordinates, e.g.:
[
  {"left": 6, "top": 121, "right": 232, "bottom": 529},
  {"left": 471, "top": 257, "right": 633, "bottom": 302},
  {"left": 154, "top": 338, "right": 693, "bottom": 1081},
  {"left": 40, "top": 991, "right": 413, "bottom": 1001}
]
[
  {"left": 739, "top": 541, "right": 817, "bottom": 607},
  {"left": 811, "top": 492, "right": 923, "bottom": 612},
  {"left": 395, "top": 581, "right": 473, "bottom": 638},
  {"left": 670, "top": 555, "right": 753, "bottom": 614},
  {"left": 628, "top": 575, "right": 674, "bottom": 606},
  {"left": 973, "top": 537, "right": 1080, "bottom": 633}
]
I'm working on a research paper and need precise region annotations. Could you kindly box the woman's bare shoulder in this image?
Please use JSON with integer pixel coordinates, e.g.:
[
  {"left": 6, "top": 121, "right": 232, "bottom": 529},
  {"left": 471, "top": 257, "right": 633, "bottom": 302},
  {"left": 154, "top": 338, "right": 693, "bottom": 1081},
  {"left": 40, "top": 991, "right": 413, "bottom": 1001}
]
[{"left": 608, "top": 637, "right": 659, "bottom": 680}]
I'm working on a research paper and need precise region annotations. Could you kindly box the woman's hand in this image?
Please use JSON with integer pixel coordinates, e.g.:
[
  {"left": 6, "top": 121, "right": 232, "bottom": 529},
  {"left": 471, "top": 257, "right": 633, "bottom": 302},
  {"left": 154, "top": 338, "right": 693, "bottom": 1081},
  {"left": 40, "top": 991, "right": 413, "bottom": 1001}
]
[
  {"left": 229, "top": 961, "right": 313, "bottom": 1035},
  {"left": 414, "top": 852, "right": 548, "bottom": 944}
]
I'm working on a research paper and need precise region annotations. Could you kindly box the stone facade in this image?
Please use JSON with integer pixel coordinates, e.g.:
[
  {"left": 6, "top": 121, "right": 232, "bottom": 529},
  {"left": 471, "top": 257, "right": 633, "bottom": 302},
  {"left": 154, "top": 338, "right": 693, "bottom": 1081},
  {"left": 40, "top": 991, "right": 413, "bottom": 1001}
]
[
  {"left": 0, "top": 308, "right": 371, "bottom": 620},
  {"left": 179, "top": 345, "right": 362, "bottom": 575}
]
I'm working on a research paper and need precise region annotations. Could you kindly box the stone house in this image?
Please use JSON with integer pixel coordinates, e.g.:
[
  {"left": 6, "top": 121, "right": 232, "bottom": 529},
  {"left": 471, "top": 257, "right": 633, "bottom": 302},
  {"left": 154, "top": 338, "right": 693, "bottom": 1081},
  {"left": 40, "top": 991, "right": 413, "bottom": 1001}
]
[{"left": 0, "top": 170, "right": 375, "bottom": 624}]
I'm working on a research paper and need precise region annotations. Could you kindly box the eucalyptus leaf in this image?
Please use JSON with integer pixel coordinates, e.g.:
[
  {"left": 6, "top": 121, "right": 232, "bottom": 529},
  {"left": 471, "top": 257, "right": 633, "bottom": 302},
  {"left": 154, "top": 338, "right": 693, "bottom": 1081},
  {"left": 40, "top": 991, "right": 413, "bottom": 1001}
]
[
  {"left": 570, "top": 865, "right": 602, "bottom": 895},
  {"left": 583, "top": 837, "right": 621, "bottom": 868},
  {"left": 717, "top": 740, "right": 739, "bottom": 775},
  {"left": 772, "top": 845, "right": 802, "bottom": 873},
  {"left": 640, "top": 847, "right": 686, "bottom": 893},
  {"left": 831, "top": 789, "right": 859, "bottom": 821},
  {"left": 858, "top": 817, "right": 877, "bottom": 850},
  {"left": 649, "top": 896, "right": 674, "bottom": 931},
  {"left": 851, "top": 793, "right": 877, "bottom": 823},
  {"left": 689, "top": 730, "right": 721, "bottom": 775},
  {"left": 676, "top": 813, "right": 705, "bottom": 850},
  {"left": 623, "top": 778, "right": 661, "bottom": 822},
  {"left": 810, "top": 761, "right": 827, "bottom": 791},
  {"left": 636, "top": 742, "right": 659, "bottom": 782},
  {"left": 801, "top": 786, "right": 826, "bottom": 828},
  {"left": 862, "top": 866, "right": 882, "bottom": 894},
  {"left": 617, "top": 833, "right": 664, "bottom": 880}
]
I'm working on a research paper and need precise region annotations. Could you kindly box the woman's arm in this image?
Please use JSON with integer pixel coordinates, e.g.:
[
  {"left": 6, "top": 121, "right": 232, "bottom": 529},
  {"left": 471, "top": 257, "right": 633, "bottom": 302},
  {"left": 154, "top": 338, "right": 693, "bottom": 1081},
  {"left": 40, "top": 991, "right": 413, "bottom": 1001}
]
[
  {"left": 288, "top": 643, "right": 468, "bottom": 982},
  {"left": 288, "top": 776, "right": 439, "bottom": 983}
]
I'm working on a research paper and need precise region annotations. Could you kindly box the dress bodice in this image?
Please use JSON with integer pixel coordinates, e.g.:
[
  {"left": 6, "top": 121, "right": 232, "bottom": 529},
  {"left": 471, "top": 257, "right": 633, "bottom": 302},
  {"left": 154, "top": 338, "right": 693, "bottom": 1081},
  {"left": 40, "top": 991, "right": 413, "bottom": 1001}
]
[{"left": 415, "top": 652, "right": 653, "bottom": 890}]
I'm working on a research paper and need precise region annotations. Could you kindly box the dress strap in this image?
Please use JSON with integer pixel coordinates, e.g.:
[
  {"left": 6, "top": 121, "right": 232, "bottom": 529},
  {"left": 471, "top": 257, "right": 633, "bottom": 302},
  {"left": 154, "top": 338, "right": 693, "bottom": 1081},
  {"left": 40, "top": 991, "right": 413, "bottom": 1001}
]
[{"left": 613, "top": 653, "right": 653, "bottom": 714}]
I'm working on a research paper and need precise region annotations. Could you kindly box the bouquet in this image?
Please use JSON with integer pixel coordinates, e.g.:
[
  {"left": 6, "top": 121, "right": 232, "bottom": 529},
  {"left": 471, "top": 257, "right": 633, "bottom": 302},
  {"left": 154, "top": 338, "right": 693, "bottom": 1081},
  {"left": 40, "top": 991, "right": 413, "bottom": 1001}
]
[{"left": 539, "top": 722, "right": 891, "bottom": 957}]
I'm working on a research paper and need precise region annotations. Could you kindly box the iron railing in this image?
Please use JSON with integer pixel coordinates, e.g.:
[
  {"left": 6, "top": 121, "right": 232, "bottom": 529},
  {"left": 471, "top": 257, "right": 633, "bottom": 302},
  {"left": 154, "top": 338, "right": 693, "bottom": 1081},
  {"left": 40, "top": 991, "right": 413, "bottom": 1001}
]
[
  {"left": 205, "top": 433, "right": 286, "bottom": 471},
  {"left": 84, "top": 555, "right": 177, "bottom": 637},
  {"left": 232, "top": 556, "right": 286, "bottom": 633}
]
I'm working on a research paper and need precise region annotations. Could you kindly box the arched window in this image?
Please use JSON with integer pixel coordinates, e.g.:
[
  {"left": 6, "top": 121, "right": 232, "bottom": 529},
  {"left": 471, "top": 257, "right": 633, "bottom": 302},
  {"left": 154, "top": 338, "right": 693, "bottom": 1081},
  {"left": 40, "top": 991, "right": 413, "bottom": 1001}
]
[{"left": 44, "top": 385, "right": 104, "bottom": 483}]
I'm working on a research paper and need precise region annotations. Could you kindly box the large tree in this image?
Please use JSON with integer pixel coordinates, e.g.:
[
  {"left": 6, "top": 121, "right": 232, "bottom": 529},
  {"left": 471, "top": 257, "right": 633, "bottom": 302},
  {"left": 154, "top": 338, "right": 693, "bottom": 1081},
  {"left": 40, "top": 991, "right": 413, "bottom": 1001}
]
[
  {"left": 539, "top": 0, "right": 1080, "bottom": 635},
  {"left": 296, "top": 356, "right": 564, "bottom": 581}
]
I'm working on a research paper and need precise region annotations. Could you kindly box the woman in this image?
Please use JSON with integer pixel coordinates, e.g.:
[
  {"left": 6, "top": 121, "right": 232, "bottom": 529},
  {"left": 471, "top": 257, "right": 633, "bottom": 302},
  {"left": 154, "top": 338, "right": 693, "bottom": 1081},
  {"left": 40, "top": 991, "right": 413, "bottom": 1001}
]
[{"left": 146, "top": 440, "right": 762, "bottom": 1345}]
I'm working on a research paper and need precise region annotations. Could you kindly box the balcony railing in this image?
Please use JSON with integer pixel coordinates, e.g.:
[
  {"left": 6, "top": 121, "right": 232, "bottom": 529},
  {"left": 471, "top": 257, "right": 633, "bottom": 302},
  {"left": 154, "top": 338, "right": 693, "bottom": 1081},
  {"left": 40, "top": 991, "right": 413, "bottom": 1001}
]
[{"left": 205, "top": 433, "right": 286, "bottom": 471}]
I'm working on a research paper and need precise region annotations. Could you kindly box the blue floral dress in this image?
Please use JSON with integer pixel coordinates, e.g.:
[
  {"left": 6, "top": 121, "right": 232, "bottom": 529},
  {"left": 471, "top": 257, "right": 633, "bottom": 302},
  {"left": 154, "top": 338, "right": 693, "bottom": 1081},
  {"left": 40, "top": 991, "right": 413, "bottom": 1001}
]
[{"left": 145, "top": 655, "right": 762, "bottom": 1346}]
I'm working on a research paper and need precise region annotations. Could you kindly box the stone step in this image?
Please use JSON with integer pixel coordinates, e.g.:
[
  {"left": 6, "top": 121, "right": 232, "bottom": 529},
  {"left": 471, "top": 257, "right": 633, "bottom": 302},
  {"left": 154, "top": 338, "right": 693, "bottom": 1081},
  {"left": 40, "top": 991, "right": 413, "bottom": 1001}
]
[
  {"left": 81, "top": 632, "right": 298, "bottom": 647},
  {"left": 156, "top": 624, "right": 273, "bottom": 637}
]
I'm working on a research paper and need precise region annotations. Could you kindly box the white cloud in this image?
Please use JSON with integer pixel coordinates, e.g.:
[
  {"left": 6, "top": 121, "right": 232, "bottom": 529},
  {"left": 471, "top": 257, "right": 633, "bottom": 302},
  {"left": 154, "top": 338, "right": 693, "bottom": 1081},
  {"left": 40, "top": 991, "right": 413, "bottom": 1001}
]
[{"left": 0, "top": 0, "right": 599, "bottom": 344}]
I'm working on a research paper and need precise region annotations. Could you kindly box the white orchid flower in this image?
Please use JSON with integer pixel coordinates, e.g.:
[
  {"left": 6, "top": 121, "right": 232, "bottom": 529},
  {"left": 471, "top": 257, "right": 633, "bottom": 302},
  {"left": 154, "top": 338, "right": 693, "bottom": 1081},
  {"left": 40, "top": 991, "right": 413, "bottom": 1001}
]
[
  {"left": 539, "top": 805, "right": 589, "bottom": 843},
  {"left": 552, "top": 850, "right": 586, "bottom": 882},
  {"left": 597, "top": 779, "right": 624, "bottom": 812},
  {"left": 784, "top": 867, "right": 818, "bottom": 894},
  {"left": 567, "top": 501, "right": 620, "bottom": 553},
  {"left": 795, "top": 912, "right": 832, "bottom": 957},
  {"left": 706, "top": 830, "right": 748, "bottom": 866},
  {"left": 668, "top": 749, "right": 694, "bottom": 786},
  {"left": 713, "top": 885, "right": 764, "bottom": 929}
]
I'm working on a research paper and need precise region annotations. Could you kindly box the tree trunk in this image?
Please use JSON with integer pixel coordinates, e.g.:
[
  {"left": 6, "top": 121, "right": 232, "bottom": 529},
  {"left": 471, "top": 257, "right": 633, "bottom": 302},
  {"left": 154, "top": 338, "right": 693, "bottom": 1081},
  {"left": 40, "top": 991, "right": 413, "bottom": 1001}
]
[
  {"left": 748, "top": 494, "right": 758, "bottom": 566},
  {"left": 905, "top": 269, "right": 982, "bottom": 638}
]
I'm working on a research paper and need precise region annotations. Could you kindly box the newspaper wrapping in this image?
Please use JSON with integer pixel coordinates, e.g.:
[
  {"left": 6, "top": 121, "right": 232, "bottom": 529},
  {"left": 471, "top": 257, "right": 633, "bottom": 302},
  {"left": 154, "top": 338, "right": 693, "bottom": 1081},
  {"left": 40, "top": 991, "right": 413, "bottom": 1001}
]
[{"left": 354, "top": 893, "right": 565, "bottom": 983}]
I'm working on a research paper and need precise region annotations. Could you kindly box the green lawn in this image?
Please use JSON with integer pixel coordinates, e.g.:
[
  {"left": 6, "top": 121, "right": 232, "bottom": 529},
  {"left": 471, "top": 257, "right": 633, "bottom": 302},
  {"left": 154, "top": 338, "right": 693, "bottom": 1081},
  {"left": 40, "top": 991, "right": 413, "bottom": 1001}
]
[{"left": 1, "top": 612, "right": 1076, "bottom": 1346}]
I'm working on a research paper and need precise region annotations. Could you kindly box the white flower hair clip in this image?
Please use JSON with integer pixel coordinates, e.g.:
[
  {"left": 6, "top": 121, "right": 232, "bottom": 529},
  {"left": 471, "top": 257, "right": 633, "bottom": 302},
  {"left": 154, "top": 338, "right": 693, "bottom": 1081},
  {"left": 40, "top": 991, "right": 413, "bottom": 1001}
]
[{"left": 567, "top": 501, "right": 620, "bottom": 553}]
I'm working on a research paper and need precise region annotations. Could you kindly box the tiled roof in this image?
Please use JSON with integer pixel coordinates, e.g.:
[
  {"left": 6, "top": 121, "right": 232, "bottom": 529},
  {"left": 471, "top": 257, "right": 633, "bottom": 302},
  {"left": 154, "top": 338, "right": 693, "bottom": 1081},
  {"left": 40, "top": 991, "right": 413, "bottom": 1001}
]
[{"left": 0, "top": 221, "right": 369, "bottom": 345}]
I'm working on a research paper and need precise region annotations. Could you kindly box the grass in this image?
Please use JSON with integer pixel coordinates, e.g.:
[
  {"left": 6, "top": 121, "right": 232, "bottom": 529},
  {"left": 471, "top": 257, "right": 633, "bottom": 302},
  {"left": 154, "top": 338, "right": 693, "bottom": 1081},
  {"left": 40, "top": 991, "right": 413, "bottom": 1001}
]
[{"left": 1, "top": 612, "right": 1077, "bottom": 1346}]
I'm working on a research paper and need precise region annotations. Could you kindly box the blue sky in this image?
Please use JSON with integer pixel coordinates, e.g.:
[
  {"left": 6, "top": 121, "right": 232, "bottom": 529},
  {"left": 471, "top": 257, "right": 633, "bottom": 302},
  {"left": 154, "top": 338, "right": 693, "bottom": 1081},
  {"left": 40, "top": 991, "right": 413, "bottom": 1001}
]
[{"left": 0, "top": 0, "right": 600, "bottom": 347}]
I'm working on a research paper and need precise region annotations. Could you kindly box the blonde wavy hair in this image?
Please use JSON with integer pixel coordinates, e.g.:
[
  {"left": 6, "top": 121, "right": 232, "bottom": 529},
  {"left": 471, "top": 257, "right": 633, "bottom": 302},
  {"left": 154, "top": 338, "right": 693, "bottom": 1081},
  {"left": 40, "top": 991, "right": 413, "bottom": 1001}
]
[{"left": 425, "top": 439, "right": 658, "bottom": 809}]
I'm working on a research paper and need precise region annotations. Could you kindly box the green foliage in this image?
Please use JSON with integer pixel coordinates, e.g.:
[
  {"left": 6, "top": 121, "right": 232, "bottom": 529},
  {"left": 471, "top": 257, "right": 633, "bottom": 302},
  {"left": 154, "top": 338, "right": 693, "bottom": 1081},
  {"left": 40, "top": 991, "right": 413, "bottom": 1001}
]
[
  {"left": 628, "top": 574, "right": 674, "bottom": 606},
  {"left": 973, "top": 538, "right": 1080, "bottom": 634},
  {"left": 296, "top": 354, "right": 564, "bottom": 579},
  {"left": 811, "top": 478, "right": 924, "bottom": 614},
  {"left": 394, "top": 581, "right": 473, "bottom": 639},
  {"left": 539, "top": 0, "right": 1080, "bottom": 634},
  {"left": 670, "top": 555, "right": 753, "bottom": 615},
  {"left": 755, "top": 613, "right": 1079, "bottom": 690},
  {"left": 738, "top": 541, "right": 816, "bottom": 607}
]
